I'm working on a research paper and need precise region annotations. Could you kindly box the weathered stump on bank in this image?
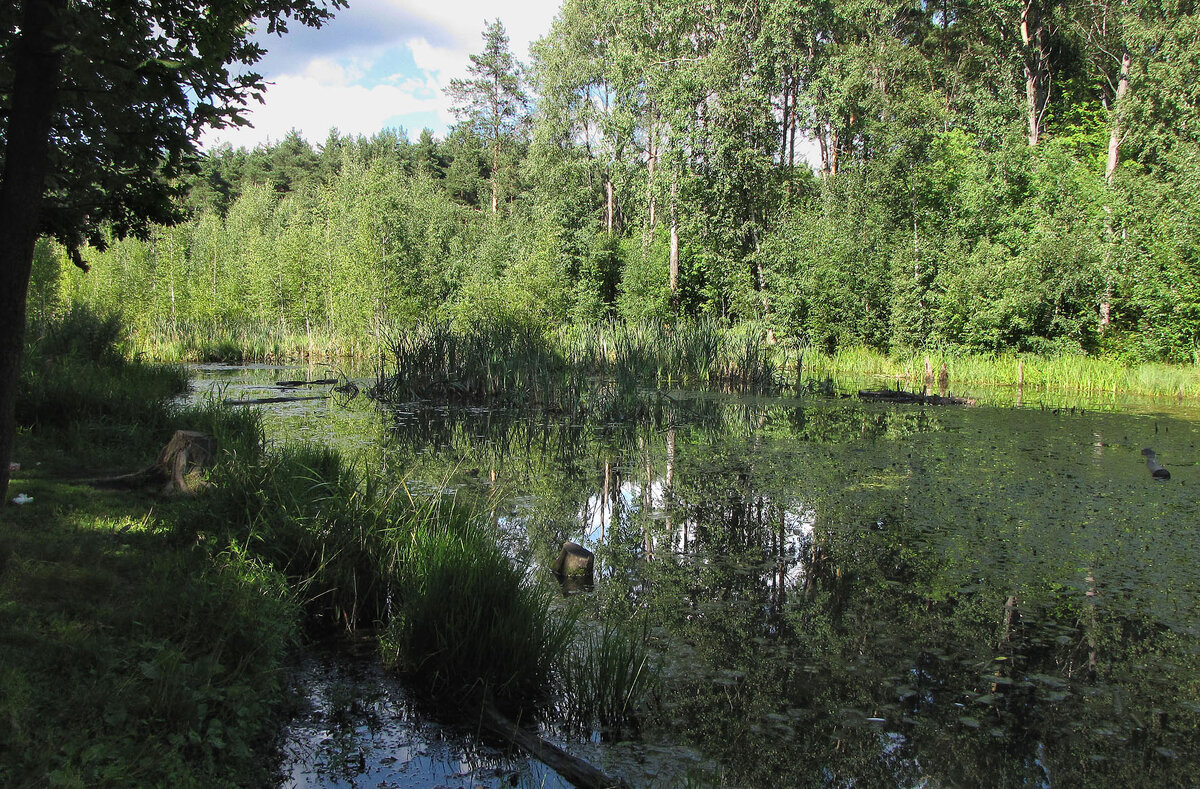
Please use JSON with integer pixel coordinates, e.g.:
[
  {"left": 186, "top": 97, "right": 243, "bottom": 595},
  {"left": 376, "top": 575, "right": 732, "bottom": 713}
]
[
  {"left": 551, "top": 541, "right": 594, "bottom": 582},
  {"left": 89, "top": 430, "right": 216, "bottom": 494},
  {"left": 1142, "top": 448, "right": 1171, "bottom": 480}
]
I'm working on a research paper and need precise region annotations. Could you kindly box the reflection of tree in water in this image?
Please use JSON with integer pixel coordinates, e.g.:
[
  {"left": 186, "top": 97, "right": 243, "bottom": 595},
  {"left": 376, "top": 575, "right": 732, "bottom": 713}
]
[{"left": 377, "top": 396, "right": 1200, "bottom": 786}]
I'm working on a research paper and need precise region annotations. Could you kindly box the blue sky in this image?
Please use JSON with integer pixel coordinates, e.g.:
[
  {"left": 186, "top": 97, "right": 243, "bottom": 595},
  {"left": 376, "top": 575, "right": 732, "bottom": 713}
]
[{"left": 201, "top": 0, "right": 562, "bottom": 150}]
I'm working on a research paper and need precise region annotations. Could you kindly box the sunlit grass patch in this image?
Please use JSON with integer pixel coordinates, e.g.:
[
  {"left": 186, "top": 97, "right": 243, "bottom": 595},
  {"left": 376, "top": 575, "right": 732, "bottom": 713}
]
[
  {"left": 802, "top": 345, "right": 1200, "bottom": 399},
  {"left": 0, "top": 477, "right": 297, "bottom": 787},
  {"left": 131, "top": 319, "right": 374, "bottom": 364}
]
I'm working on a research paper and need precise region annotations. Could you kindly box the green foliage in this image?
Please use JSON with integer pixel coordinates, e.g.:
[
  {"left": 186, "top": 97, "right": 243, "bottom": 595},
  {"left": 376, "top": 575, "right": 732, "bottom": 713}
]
[
  {"left": 560, "top": 621, "right": 660, "bottom": 735},
  {"left": 382, "top": 515, "right": 575, "bottom": 708},
  {"left": 37, "top": 0, "right": 1200, "bottom": 366}
]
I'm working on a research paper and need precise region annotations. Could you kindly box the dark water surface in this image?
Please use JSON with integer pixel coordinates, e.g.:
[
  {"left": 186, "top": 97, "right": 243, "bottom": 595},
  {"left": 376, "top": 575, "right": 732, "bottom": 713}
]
[{"left": 189, "top": 365, "right": 1200, "bottom": 787}]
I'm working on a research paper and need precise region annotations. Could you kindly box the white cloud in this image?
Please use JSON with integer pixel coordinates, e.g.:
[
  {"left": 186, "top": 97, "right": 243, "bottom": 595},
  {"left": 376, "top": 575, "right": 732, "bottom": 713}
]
[
  {"left": 408, "top": 36, "right": 469, "bottom": 83},
  {"left": 201, "top": 0, "right": 562, "bottom": 150},
  {"left": 201, "top": 74, "right": 441, "bottom": 150}
]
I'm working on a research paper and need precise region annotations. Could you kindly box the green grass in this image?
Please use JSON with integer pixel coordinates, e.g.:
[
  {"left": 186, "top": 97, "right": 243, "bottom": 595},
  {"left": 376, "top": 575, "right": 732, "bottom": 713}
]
[
  {"left": 2, "top": 449, "right": 297, "bottom": 788},
  {"left": 381, "top": 514, "right": 577, "bottom": 711},
  {"left": 802, "top": 346, "right": 1200, "bottom": 399},
  {"left": 560, "top": 621, "right": 660, "bottom": 736}
]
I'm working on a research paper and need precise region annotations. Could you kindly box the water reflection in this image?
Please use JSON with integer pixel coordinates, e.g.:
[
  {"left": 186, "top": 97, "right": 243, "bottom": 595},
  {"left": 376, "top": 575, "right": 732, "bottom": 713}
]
[
  {"left": 188, "top": 366, "right": 1200, "bottom": 787},
  {"left": 379, "top": 394, "right": 1200, "bottom": 787}
]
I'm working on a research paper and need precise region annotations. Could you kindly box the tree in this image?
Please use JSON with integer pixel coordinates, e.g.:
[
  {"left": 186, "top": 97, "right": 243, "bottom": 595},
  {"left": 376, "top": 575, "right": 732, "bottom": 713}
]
[
  {"left": 447, "top": 19, "right": 528, "bottom": 213},
  {"left": 0, "top": 0, "right": 344, "bottom": 501}
]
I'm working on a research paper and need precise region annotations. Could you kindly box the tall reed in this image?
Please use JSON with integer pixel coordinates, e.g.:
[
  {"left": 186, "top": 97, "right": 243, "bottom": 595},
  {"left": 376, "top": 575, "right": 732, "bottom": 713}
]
[
  {"left": 802, "top": 346, "right": 1200, "bottom": 399},
  {"left": 381, "top": 516, "right": 577, "bottom": 709},
  {"left": 371, "top": 318, "right": 784, "bottom": 424},
  {"left": 560, "top": 621, "right": 660, "bottom": 736}
]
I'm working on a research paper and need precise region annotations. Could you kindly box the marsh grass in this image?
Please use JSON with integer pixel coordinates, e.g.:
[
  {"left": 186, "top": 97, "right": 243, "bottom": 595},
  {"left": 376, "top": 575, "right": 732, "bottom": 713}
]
[
  {"left": 199, "top": 439, "right": 586, "bottom": 714},
  {"left": 371, "top": 319, "right": 783, "bottom": 424},
  {"left": 381, "top": 516, "right": 577, "bottom": 710},
  {"left": 560, "top": 621, "right": 660, "bottom": 736},
  {"left": 197, "top": 443, "right": 406, "bottom": 633},
  {"left": 802, "top": 346, "right": 1200, "bottom": 398},
  {"left": 132, "top": 319, "right": 373, "bottom": 364}
]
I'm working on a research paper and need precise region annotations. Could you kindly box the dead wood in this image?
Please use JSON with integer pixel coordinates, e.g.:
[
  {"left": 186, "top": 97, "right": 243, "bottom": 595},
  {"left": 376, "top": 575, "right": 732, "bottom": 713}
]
[
  {"left": 858, "top": 389, "right": 975, "bottom": 406},
  {"left": 225, "top": 394, "right": 327, "bottom": 406},
  {"left": 88, "top": 430, "right": 216, "bottom": 494},
  {"left": 275, "top": 378, "right": 339, "bottom": 387},
  {"left": 551, "top": 541, "right": 594, "bottom": 580},
  {"left": 477, "top": 703, "right": 629, "bottom": 789},
  {"left": 1142, "top": 448, "right": 1170, "bottom": 480}
]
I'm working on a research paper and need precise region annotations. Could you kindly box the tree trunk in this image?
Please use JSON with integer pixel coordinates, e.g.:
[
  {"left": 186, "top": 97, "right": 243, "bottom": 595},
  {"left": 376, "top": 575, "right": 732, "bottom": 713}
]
[
  {"left": 605, "top": 177, "right": 614, "bottom": 235},
  {"left": 0, "top": 0, "right": 64, "bottom": 503},
  {"left": 647, "top": 124, "right": 657, "bottom": 228},
  {"left": 1020, "top": 0, "right": 1051, "bottom": 147},
  {"left": 669, "top": 176, "right": 680, "bottom": 295},
  {"left": 1100, "top": 52, "right": 1129, "bottom": 335},
  {"left": 1105, "top": 50, "right": 1131, "bottom": 183},
  {"left": 490, "top": 140, "right": 500, "bottom": 213}
]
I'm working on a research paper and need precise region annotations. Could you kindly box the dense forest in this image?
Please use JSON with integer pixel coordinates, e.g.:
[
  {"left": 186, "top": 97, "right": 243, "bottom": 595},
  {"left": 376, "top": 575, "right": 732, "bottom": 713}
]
[{"left": 36, "top": 0, "right": 1200, "bottom": 362}]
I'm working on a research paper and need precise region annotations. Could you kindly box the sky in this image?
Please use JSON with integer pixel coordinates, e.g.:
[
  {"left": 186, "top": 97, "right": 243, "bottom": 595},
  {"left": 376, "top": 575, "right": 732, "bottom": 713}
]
[{"left": 200, "top": 0, "right": 563, "bottom": 151}]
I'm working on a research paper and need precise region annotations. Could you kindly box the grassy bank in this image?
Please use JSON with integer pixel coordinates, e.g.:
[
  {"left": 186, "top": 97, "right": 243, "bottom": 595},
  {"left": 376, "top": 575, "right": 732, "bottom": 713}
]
[
  {"left": 3, "top": 309, "right": 293, "bottom": 786},
  {"left": 126, "top": 319, "right": 374, "bottom": 364},
  {"left": 804, "top": 346, "right": 1200, "bottom": 399},
  {"left": 2, "top": 308, "right": 656, "bottom": 784},
  {"left": 121, "top": 315, "right": 1200, "bottom": 402}
]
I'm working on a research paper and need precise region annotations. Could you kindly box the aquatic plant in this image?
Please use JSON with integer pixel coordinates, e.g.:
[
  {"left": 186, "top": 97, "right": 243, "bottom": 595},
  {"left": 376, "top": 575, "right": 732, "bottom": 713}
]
[
  {"left": 560, "top": 621, "right": 660, "bottom": 736},
  {"left": 371, "top": 318, "right": 785, "bottom": 425},
  {"left": 381, "top": 514, "right": 576, "bottom": 708},
  {"left": 802, "top": 345, "right": 1200, "bottom": 399}
]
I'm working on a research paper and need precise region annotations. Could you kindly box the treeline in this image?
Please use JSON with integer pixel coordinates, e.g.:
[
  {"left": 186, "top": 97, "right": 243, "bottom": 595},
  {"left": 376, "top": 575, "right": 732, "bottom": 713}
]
[{"left": 37, "top": 0, "right": 1200, "bottom": 362}]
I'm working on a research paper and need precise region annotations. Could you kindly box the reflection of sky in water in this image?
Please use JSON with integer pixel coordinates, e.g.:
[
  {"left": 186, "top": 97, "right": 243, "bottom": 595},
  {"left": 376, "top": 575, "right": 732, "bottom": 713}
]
[
  {"left": 573, "top": 480, "right": 817, "bottom": 588},
  {"left": 279, "top": 650, "right": 570, "bottom": 789},
  {"left": 188, "top": 365, "right": 1200, "bottom": 787}
]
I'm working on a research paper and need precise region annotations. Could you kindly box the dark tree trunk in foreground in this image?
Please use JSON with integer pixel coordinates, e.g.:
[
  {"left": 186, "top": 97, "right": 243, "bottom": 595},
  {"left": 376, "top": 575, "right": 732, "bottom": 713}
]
[{"left": 0, "top": 0, "right": 63, "bottom": 503}]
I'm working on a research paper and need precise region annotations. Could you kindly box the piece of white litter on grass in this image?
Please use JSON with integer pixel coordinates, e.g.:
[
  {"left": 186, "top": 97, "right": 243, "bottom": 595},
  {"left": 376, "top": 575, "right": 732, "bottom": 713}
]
[{"left": 12, "top": 494, "right": 33, "bottom": 505}]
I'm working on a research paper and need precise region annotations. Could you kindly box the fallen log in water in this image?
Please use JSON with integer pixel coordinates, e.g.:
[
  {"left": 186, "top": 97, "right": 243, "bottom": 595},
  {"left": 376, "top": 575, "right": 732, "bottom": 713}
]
[
  {"left": 477, "top": 704, "right": 629, "bottom": 789},
  {"left": 275, "top": 378, "right": 340, "bottom": 387},
  {"left": 858, "top": 390, "right": 975, "bottom": 406},
  {"left": 1142, "top": 448, "right": 1171, "bottom": 480},
  {"left": 225, "top": 394, "right": 327, "bottom": 406}
]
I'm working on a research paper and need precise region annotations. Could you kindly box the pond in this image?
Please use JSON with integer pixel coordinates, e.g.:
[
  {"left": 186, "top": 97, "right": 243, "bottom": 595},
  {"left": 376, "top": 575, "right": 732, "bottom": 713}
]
[{"left": 188, "top": 364, "right": 1200, "bottom": 787}]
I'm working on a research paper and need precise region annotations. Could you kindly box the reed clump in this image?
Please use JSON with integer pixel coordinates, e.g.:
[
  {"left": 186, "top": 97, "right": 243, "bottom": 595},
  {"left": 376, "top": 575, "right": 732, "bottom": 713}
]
[
  {"left": 802, "top": 345, "right": 1200, "bottom": 399},
  {"left": 197, "top": 434, "right": 594, "bottom": 714},
  {"left": 381, "top": 515, "right": 576, "bottom": 709},
  {"left": 560, "top": 622, "right": 660, "bottom": 736},
  {"left": 371, "top": 318, "right": 784, "bottom": 423}
]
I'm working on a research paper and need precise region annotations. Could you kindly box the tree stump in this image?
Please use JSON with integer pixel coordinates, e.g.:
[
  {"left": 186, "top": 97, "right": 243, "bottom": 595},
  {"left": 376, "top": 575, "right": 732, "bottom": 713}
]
[
  {"left": 551, "top": 541, "right": 594, "bottom": 582},
  {"left": 1142, "top": 448, "right": 1170, "bottom": 480},
  {"left": 156, "top": 430, "right": 217, "bottom": 493},
  {"left": 89, "top": 430, "right": 216, "bottom": 494}
]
